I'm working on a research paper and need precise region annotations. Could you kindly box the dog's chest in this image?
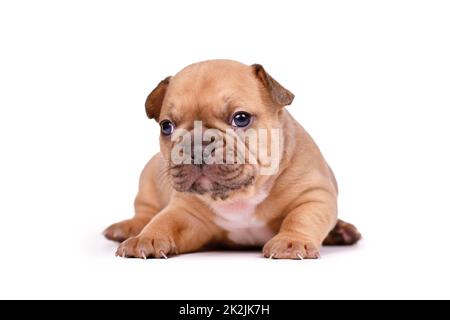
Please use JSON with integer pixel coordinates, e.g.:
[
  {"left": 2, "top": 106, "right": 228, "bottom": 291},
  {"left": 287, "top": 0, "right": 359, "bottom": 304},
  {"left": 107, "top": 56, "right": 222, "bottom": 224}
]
[{"left": 210, "top": 193, "right": 274, "bottom": 246}]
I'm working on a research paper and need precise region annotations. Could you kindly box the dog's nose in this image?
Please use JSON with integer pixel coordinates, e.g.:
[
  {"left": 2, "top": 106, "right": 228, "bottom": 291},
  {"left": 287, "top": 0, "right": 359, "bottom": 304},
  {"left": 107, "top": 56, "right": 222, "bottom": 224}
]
[
  {"left": 191, "top": 145, "right": 203, "bottom": 164},
  {"left": 191, "top": 141, "right": 215, "bottom": 164}
]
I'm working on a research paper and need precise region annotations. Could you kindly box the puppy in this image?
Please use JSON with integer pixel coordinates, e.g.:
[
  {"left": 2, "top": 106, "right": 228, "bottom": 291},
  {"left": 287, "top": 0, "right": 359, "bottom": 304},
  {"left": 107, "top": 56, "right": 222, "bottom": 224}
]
[{"left": 104, "top": 60, "right": 361, "bottom": 259}]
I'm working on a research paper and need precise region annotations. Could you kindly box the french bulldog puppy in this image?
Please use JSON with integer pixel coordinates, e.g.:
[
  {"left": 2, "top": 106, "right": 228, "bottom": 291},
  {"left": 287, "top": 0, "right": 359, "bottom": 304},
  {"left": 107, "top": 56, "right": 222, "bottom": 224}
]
[{"left": 104, "top": 60, "right": 361, "bottom": 259}]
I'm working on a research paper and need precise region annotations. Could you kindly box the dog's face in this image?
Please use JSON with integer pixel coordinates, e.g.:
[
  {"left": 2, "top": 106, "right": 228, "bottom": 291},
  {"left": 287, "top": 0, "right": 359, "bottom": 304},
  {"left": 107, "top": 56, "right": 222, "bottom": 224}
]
[{"left": 145, "top": 60, "right": 294, "bottom": 200}]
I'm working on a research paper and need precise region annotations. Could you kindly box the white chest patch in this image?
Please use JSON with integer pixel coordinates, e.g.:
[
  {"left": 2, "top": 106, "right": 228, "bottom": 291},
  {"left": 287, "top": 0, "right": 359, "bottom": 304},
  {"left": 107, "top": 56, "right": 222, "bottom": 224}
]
[{"left": 210, "top": 192, "right": 274, "bottom": 246}]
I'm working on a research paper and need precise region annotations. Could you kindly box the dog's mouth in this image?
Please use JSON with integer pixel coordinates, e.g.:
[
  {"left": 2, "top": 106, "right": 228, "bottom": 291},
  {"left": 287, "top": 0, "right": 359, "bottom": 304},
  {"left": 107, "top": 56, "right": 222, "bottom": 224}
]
[{"left": 169, "top": 164, "right": 256, "bottom": 200}]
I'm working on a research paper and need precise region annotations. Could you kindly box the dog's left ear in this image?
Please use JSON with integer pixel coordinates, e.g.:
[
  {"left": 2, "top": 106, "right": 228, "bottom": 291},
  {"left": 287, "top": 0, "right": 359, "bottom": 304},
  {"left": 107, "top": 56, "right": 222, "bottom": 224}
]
[
  {"left": 145, "top": 76, "right": 171, "bottom": 121},
  {"left": 252, "top": 64, "right": 295, "bottom": 108}
]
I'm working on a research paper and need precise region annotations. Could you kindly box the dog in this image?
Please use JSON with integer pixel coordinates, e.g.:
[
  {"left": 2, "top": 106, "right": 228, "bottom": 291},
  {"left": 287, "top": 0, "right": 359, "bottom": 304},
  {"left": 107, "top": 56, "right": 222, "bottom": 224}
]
[{"left": 104, "top": 60, "right": 361, "bottom": 259}]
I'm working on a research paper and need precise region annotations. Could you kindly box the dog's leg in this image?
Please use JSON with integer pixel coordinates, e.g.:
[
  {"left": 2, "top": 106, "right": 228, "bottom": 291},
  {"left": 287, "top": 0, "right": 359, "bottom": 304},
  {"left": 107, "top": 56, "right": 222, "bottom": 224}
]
[
  {"left": 116, "top": 203, "right": 218, "bottom": 259},
  {"left": 103, "top": 210, "right": 157, "bottom": 243},
  {"left": 263, "top": 201, "right": 337, "bottom": 259},
  {"left": 103, "top": 190, "right": 163, "bottom": 243},
  {"left": 104, "top": 155, "right": 169, "bottom": 243}
]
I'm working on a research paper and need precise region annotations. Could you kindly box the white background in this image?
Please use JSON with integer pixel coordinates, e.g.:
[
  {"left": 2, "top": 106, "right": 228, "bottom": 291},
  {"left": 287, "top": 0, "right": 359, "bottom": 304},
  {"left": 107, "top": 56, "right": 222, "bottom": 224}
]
[{"left": 1, "top": 0, "right": 449, "bottom": 299}]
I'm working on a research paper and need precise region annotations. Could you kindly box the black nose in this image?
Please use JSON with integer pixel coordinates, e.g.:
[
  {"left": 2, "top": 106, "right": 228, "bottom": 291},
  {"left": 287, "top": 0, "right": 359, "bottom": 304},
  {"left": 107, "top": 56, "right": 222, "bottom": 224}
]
[{"left": 191, "top": 141, "right": 215, "bottom": 164}]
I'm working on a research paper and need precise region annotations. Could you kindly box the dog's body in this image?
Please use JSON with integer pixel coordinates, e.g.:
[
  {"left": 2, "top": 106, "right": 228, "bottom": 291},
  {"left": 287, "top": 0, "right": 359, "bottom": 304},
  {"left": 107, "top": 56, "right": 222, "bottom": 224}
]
[{"left": 104, "top": 60, "right": 360, "bottom": 259}]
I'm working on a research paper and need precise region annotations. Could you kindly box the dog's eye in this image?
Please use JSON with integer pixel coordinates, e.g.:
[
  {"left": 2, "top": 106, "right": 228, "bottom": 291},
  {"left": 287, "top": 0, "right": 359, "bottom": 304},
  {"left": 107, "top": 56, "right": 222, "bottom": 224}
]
[
  {"left": 231, "top": 112, "right": 252, "bottom": 128},
  {"left": 160, "top": 120, "right": 175, "bottom": 136}
]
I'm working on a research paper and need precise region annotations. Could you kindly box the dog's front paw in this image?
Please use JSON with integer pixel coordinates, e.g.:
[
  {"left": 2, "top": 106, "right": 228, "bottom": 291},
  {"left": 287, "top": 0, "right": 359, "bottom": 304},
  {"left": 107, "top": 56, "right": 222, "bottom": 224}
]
[
  {"left": 263, "top": 233, "right": 320, "bottom": 260},
  {"left": 116, "top": 234, "right": 177, "bottom": 259}
]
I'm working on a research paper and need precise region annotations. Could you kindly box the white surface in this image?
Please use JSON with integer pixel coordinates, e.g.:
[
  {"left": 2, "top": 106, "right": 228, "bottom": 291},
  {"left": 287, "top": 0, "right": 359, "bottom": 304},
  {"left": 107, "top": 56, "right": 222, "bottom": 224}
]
[{"left": 1, "top": 0, "right": 450, "bottom": 299}]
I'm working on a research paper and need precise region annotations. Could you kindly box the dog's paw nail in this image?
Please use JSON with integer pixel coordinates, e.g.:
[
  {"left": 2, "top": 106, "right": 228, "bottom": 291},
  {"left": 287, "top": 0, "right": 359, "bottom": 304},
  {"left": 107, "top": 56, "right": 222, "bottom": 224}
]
[
  {"left": 140, "top": 250, "right": 147, "bottom": 260},
  {"left": 269, "top": 253, "right": 276, "bottom": 259},
  {"left": 160, "top": 251, "right": 168, "bottom": 259},
  {"left": 296, "top": 252, "right": 304, "bottom": 260},
  {"left": 115, "top": 248, "right": 124, "bottom": 258}
]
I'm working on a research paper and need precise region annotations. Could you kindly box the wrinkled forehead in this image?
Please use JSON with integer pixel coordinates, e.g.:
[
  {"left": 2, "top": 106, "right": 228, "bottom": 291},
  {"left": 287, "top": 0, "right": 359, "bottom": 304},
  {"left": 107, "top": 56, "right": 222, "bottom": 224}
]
[{"left": 160, "top": 63, "right": 262, "bottom": 123}]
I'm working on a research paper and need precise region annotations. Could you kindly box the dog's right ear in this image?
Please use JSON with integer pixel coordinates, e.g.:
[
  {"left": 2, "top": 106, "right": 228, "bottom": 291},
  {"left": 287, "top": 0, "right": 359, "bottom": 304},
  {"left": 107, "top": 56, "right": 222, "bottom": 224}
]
[{"left": 145, "top": 76, "right": 171, "bottom": 121}]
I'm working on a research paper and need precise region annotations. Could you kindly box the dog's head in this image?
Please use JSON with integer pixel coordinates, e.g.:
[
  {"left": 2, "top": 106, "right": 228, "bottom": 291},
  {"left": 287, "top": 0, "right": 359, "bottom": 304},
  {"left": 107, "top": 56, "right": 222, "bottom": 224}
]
[{"left": 145, "top": 60, "right": 294, "bottom": 200}]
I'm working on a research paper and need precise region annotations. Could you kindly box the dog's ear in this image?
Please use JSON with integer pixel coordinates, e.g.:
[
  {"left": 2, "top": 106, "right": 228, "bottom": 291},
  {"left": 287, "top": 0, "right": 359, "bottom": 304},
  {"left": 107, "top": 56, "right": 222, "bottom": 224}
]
[
  {"left": 145, "top": 76, "right": 171, "bottom": 121},
  {"left": 252, "top": 64, "right": 294, "bottom": 107}
]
